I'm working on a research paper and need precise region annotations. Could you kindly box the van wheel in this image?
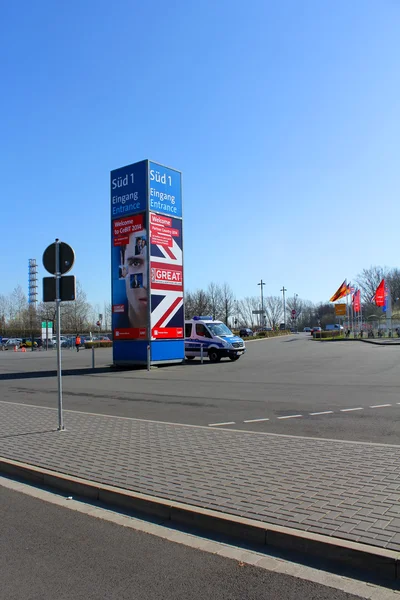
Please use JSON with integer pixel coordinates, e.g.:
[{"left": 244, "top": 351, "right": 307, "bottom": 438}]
[
  {"left": 229, "top": 355, "right": 240, "bottom": 361},
  {"left": 186, "top": 356, "right": 195, "bottom": 361},
  {"left": 208, "top": 349, "right": 221, "bottom": 363}
]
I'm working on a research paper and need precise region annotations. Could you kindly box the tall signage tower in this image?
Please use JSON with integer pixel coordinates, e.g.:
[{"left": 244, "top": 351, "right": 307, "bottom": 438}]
[{"left": 110, "top": 160, "right": 184, "bottom": 366}]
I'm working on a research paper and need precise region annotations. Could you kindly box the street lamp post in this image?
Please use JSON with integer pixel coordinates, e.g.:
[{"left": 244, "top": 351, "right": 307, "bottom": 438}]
[
  {"left": 258, "top": 280, "right": 265, "bottom": 327},
  {"left": 281, "top": 286, "right": 287, "bottom": 329}
]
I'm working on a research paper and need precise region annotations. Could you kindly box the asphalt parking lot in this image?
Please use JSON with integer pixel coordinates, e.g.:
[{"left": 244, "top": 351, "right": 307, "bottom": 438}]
[{"left": 0, "top": 334, "right": 399, "bottom": 444}]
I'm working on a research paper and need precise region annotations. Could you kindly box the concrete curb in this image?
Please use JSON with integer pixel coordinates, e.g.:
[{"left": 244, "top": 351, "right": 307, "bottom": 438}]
[
  {"left": 1, "top": 456, "right": 399, "bottom": 581},
  {"left": 244, "top": 333, "right": 293, "bottom": 343}
]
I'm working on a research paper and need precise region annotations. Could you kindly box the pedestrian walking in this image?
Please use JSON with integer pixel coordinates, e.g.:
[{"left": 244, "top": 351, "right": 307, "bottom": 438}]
[{"left": 75, "top": 335, "right": 81, "bottom": 352}]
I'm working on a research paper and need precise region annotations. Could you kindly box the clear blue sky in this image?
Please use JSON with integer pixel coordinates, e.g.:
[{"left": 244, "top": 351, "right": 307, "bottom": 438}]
[{"left": 1, "top": 0, "right": 399, "bottom": 306}]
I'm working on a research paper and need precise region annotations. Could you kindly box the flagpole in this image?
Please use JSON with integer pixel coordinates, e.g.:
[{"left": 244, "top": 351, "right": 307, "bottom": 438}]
[{"left": 351, "top": 294, "right": 354, "bottom": 337}]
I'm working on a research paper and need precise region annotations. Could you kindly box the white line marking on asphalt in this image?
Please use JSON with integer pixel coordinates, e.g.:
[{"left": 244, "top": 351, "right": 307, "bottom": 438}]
[
  {"left": 309, "top": 411, "right": 334, "bottom": 416},
  {"left": 208, "top": 422, "right": 236, "bottom": 427},
  {"left": 340, "top": 408, "right": 364, "bottom": 412},
  {"left": 1, "top": 401, "right": 400, "bottom": 447},
  {"left": 243, "top": 418, "right": 270, "bottom": 423},
  {"left": 369, "top": 404, "right": 392, "bottom": 409},
  {"left": 277, "top": 414, "right": 303, "bottom": 419}
]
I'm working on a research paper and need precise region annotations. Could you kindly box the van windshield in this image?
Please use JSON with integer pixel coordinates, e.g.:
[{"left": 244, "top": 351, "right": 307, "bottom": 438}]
[{"left": 207, "top": 323, "right": 233, "bottom": 337}]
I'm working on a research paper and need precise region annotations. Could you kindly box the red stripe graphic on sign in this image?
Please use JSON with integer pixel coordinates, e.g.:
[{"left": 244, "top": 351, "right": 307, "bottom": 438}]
[
  {"left": 153, "top": 297, "right": 182, "bottom": 330},
  {"left": 164, "top": 246, "right": 176, "bottom": 260}
]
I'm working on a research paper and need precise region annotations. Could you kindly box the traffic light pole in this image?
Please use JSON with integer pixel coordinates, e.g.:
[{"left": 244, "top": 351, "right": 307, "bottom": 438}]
[{"left": 55, "top": 239, "right": 64, "bottom": 431}]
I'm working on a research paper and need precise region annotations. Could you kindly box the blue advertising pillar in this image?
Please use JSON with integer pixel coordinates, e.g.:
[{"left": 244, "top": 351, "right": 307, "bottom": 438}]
[{"left": 110, "top": 160, "right": 184, "bottom": 366}]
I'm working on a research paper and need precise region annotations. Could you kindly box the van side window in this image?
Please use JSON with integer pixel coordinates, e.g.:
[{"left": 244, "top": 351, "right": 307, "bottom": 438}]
[
  {"left": 185, "top": 324, "right": 192, "bottom": 337},
  {"left": 196, "top": 324, "right": 212, "bottom": 338}
]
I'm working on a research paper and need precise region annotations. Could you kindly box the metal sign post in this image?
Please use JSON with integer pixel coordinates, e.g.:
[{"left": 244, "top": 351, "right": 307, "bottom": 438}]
[
  {"left": 42, "top": 238, "right": 75, "bottom": 432},
  {"left": 55, "top": 239, "right": 64, "bottom": 431}
]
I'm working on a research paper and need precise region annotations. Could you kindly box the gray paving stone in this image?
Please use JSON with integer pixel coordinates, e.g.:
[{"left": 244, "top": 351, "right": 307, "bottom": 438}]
[{"left": 1, "top": 401, "right": 400, "bottom": 552}]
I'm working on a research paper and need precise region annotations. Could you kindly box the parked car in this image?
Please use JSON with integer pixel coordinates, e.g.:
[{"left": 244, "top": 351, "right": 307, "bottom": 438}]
[
  {"left": 311, "top": 327, "right": 322, "bottom": 335},
  {"left": 303, "top": 327, "right": 311, "bottom": 332},
  {"left": 239, "top": 328, "right": 253, "bottom": 337},
  {"left": 61, "top": 337, "right": 75, "bottom": 348},
  {"left": 4, "top": 338, "right": 22, "bottom": 349},
  {"left": 42, "top": 338, "right": 56, "bottom": 348},
  {"left": 20, "top": 338, "right": 38, "bottom": 348}
]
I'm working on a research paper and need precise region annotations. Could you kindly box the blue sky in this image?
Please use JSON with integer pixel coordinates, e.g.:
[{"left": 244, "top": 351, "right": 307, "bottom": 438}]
[{"left": 1, "top": 0, "right": 399, "bottom": 306}]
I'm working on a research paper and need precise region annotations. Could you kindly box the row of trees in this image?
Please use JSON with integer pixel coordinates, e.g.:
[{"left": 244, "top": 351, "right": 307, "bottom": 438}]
[
  {"left": 186, "top": 267, "right": 400, "bottom": 330},
  {"left": 185, "top": 283, "right": 310, "bottom": 329},
  {"left": 1, "top": 266, "right": 399, "bottom": 337},
  {"left": 0, "top": 283, "right": 111, "bottom": 337}
]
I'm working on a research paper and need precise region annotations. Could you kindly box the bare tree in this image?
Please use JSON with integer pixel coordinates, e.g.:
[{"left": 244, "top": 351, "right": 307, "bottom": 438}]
[
  {"left": 185, "top": 289, "right": 210, "bottom": 319},
  {"left": 221, "top": 283, "right": 234, "bottom": 325},
  {"left": 103, "top": 302, "right": 112, "bottom": 331},
  {"left": 356, "top": 266, "right": 387, "bottom": 303},
  {"left": 0, "top": 295, "right": 7, "bottom": 333},
  {"left": 315, "top": 303, "right": 335, "bottom": 328},
  {"left": 207, "top": 282, "right": 223, "bottom": 320},
  {"left": 295, "top": 301, "right": 315, "bottom": 329},
  {"left": 264, "top": 296, "right": 283, "bottom": 329},
  {"left": 387, "top": 268, "right": 400, "bottom": 306},
  {"left": 37, "top": 301, "right": 56, "bottom": 325},
  {"left": 9, "top": 286, "right": 29, "bottom": 334},
  {"left": 63, "top": 281, "right": 91, "bottom": 332},
  {"left": 286, "top": 295, "right": 306, "bottom": 327},
  {"left": 237, "top": 296, "right": 259, "bottom": 328}
]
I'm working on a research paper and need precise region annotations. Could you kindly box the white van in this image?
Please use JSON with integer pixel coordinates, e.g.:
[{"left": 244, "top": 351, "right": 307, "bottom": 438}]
[{"left": 185, "top": 316, "right": 246, "bottom": 362}]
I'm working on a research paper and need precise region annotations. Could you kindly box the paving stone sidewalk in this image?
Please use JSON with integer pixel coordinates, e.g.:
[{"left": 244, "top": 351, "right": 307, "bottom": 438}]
[{"left": 1, "top": 401, "right": 400, "bottom": 552}]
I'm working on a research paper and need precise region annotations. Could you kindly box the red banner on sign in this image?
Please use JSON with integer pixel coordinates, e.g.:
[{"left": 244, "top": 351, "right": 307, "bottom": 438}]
[
  {"left": 150, "top": 214, "right": 172, "bottom": 227},
  {"left": 112, "top": 304, "right": 125, "bottom": 313},
  {"left": 375, "top": 279, "right": 385, "bottom": 307},
  {"left": 149, "top": 213, "right": 179, "bottom": 248},
  {"left": 353, "top": 290, "right": 361, "bottom": 313},
  {"left": 114, "top": 327, "right": 147, "bottom": 339},
  {"left": 151, "top": 327, "right": 184, "bottom": 339},
  {"left": 150, "top": 262, "right": 183, "bottom": 291},
  {"left": 113, "top": 214, "right": 145, "bottom": 246},
  {"left": 150, "top": 230, "right": 173, "bottom": 247}
]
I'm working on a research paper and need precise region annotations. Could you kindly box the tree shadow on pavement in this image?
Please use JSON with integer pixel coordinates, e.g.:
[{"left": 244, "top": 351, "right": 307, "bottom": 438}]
[
  {"left": 0, "top": 429, "right": 56, "bottom": 439},
  {"left": 0, "top": 367, "right": 113, "bottom": 381}
]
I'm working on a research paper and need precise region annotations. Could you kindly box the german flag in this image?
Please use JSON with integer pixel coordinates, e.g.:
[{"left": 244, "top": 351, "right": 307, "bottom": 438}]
[{"left": 329, "top": 280, "right": 348, "bottom": 303}]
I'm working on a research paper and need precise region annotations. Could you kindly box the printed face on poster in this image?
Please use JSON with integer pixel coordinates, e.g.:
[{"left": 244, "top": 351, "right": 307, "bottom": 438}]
[
  {"left": 149, "top": 214, "right": 184, "bottom": 340},
  {"left": 112, "top": 213, "right": 149, "bottom": 339}
]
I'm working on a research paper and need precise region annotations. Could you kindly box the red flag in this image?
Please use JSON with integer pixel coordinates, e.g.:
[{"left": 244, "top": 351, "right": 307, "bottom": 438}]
[
  {"left": 375, "top": 279, "right": 385, "bottom": 307},
  {"left": 353, "top": 289, "right": 361, "bottom": 313}
]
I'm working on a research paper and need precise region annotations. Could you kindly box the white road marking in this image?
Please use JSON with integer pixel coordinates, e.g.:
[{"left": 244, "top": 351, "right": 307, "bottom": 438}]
[
  {"left": 277, "top": 414, "right": 303, "bottom": 419},
  {"left": 369, "top": 404, "right": 392, "bottom": 409},
  {"left": 309, "top": 411, "right": 334, "bottom": 416},
  {"left": 208, "top": 421, "right": 236, "bottom": 427},
  {"left": 340, "top": 407, "right": 363, "bottom": 412},
  {"left": 243, "top": 418, "right": 270, "bottom": 423}
]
